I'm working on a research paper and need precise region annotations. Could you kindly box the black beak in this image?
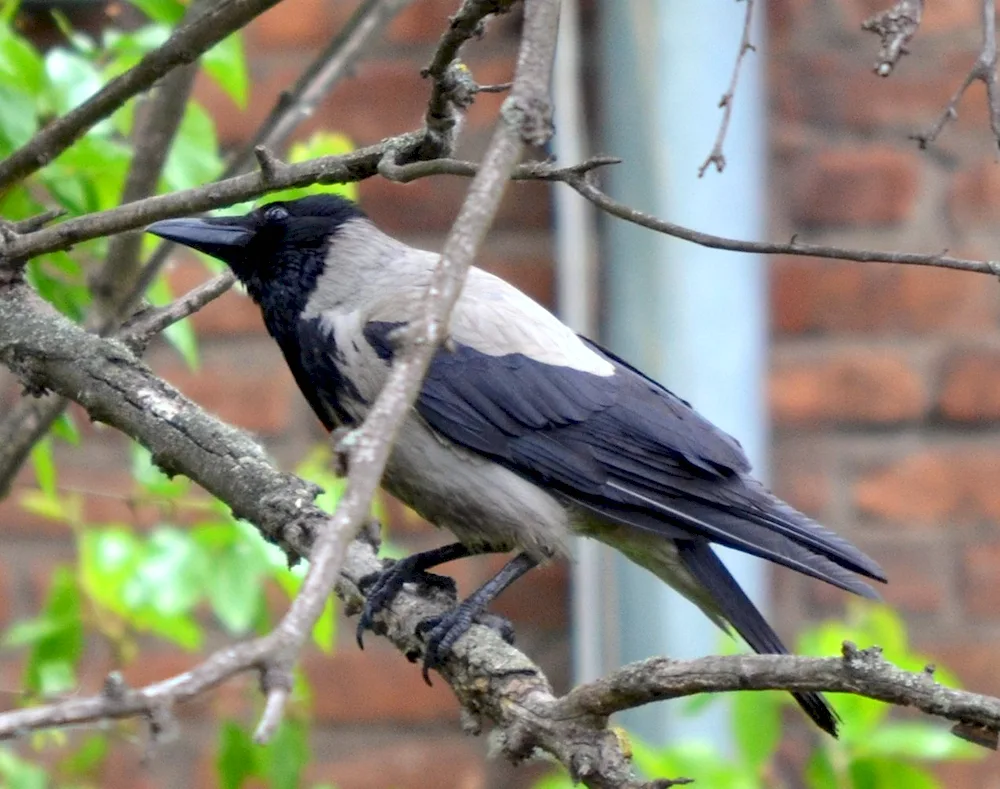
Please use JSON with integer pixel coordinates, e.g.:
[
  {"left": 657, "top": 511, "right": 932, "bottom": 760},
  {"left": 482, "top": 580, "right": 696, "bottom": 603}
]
[{"left": 146, "top": 217, "right": 253, "bottom": 262}]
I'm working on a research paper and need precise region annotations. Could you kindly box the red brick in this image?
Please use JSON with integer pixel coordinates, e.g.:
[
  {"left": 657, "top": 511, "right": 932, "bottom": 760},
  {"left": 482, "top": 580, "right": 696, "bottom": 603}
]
[
  {"left": 949, "top": 159, "right": 1000, "bottom": 227},
  {"left": 806, "top": 537, "right": 944, "bottom": 613},
  {"left": 962, "top": 542, "right": 1000, "bottom": 617},
  {"left": 304, "top": 644, "right": 461, "bottom": 723},
  {"left": 853, "top": 449, "right": 1000, "bottom": 525},
  {"left": 938, "top": 349, "right": 1000, "bottom": 422},
  {"left": 767, "top": 0, "right": 811, "bottom": 46},
  {"left": 917, "top": 638, "right": 1000, "bottom": 697},
  {"left": 197, "top": 59, "right": 430, "bottom": 148},
  {"left": 246, "top": 0, "right": 355, "bottom": 51},
  {"left": 156, "top": 352, "right": 296, "bottom": 435},
  {"left": 358, "top": 174, "right": 551, "bottom": 235},
  {"left": 934, "top": 763, "right": 1000, "bottom": 789},
  {"left": 486, "top": 555, "right": 568, "bottom": 631},
  {"left": 772, "top": 466, "right": 830, "bottom": 517},
  {"left": 476, "top": 249, "right": 554, "bottom": 308},
  {"left": 772, "top": 51, "right": 988, "bottom": 135},
  {"left": 165, "top": 255, "right": 263, "bottom": 337},
  {"left": 387, "top": 0, "right": 466, "bottom": 43},
  {"left": 771, "top": 257, "right": 997, "bottom": 336},
  {"left": 770, "top": 351, "right": 926, "bottom": 425},
  {"left": 309, "top": 740, "right": 486, "bottom": 789},
  {"left": 790, "top": 147, "right": 919, "bottom": 227},
  {"left": 837, "top": 0, "right": 980, "bottom": 32}
]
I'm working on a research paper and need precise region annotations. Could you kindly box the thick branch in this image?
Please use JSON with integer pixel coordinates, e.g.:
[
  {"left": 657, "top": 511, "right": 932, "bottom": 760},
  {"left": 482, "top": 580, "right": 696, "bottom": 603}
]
[
  {"left": 0, "top": 48, "right": 201, "bottom": 499},
  {"left": 1, "top": 131, "right": 429, "bottom": 263},
  {"left": 0, "top": 0, "right": 289, "bottom": 191}
]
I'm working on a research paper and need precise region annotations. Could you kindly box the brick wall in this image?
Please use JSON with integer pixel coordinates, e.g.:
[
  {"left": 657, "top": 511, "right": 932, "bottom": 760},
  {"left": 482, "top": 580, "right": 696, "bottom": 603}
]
[
  {"left": 3, "top": 0, "right": 1000, "bottom": 786},
  {"left": 771, "top": 2, "right": 1000, "bottom": 785}
]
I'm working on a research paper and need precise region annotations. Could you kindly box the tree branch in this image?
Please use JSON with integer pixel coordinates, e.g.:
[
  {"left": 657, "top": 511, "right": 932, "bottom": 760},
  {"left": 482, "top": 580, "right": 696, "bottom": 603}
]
[
  {"left": 0, "top": 0, "right": 290, "bottom": 191},
  {"left": 698, "top": 0, "right": 756, "bottom": 177},
  {"left": 0, "top": 41, "right": 202, "bottom": 499},
  {"left": 909, "top": 0, "right": 998, "bottom": 148},
  {"left": 418, "top": 0, "right": 518, "bottom": 158},
  {"left": 862, "top": 0, "right": 925, "bottom": 77}
]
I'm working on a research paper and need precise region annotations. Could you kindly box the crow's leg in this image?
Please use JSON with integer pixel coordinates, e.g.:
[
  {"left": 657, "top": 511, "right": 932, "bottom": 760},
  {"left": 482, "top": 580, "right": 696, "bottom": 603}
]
[
  {"left": 416, "top": 552, "right": 538, "bottom": 683},
  {"left": 356, "top": 542, "right": 478, "bottom": 649}
]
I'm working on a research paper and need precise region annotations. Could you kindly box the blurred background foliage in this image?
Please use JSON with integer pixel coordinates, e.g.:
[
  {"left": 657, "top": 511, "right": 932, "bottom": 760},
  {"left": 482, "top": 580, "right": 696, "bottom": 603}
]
[{"left": 0, "top": 3, "right": 986, "bottom": 788}]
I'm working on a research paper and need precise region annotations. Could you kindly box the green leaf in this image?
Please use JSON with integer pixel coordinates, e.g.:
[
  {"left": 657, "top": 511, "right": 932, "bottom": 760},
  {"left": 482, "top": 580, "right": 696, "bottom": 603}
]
[
  {"left": 24, "top": 567, "right": 83, "bottom": 695},
  {"left": 131, "top": 443, "right": 189, "bottom": 498},
  {"left": 60, "top": 734, "right": 108, "bottom": 777},
  {"left": 45, "top": 49, "right": 103, "bottom": 118},
  {"left": 51, "top": 411, "right": 80, "bottom": 445},
  {"left": 0, "top": 749, "right": 48, "bottom": 789},
  {"left": 206, "top": 545, "right": 264, "bottom": 634},
  {"left": 18, "top": 489, "right": 70, "bottom": 522},
  {"left": 258, "top": 132, "right": 358, "bottom": 205},
  {"left": 0, "top": 24, "right": 44, "bottom": 92},
  {"left": 101, "top": 24, "right": 170, "bottom": 78},
  {"left": 3, "top": 615, "right": 75, "bottom": 648},
  {"left": 37, "top": 659, "right": 76, "bottom": 695},
  {"left": 804, "top": 748, "right": 838, "bottom": 789},
  {"left": 161, "top": 101, "right": 223, "bottom": 193},
  {"left": 217, "top": 721, "right": 260, "bottom": 789},
  {"left": 124, "top": 528, "right": 206, "bottom": 616},
  {"left": 25, "top": 254, "right": 91, "bottom": 320},
  {"left": 529, "top": 773, "right": 575, "bottom": 789},
  {"left": 849, "top": 757, "right": 940, "bottom": 789},
  {"left": 311, "top": 595, "right": 336, "bottom": 654},
  {"left": 125, "top": 0, "right": 185, "bottom": 23},
  {"left": 29, "top": 438, "right": 56, "bottom": 499},
  {"left": 862, "top": 723, "right": 984, "bottom": 761},
  {"left": 0, "top": 84, "right": 38, "bottom": 151},
  {"left": 147, "top": 274, "right": 199, "bottom": 369},
  {"left": 732, "top": 691, "right": 781, "bottom": 770},
  {"left": 266, "top": 721, "right": 309, "bottom": 789},
  {"left": 631, "top": 739, "right": 756, "bottom": 789},
  {"left": 203, "top": 32, "right": 248, "bottom": 108}
]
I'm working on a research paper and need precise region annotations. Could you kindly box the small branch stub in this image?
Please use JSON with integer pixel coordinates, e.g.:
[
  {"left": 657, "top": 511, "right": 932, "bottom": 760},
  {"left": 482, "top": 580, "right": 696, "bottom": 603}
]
[{"left": 862, "top": 0, "right": 925, "bottom": 76}]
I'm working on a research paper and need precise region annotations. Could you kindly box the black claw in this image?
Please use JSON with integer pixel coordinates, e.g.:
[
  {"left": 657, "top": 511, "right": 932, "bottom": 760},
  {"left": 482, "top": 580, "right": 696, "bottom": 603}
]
[
  {"left": 356, "top": 559, "right": 459, "bottom": 650},
  {"left": 415, "top": 607, "right": 517, "bottom": 684}
]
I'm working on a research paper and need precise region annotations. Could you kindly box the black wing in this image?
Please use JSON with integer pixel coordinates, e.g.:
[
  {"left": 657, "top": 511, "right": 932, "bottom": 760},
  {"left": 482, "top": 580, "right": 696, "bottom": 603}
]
[{"left": 363, "top": 322, "right": 885, "bottom": 592}]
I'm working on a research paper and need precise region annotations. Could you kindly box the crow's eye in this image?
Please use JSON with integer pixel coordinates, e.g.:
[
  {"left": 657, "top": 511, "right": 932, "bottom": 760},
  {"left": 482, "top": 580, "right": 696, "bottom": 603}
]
[{"left": 263, "top": 205, "right": 289, "bottom": 222}]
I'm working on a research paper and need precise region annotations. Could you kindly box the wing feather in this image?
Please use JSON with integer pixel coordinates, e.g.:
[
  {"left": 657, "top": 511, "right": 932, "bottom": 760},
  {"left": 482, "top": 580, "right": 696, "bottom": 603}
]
[{"left": 360, "top": 321, "right": 886, "bottom": 588}]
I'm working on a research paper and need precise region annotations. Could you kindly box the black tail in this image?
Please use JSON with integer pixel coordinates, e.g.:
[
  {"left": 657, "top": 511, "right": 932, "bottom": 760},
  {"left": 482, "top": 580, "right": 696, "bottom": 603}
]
[{"left": 676, "top": 539, "right": 839, "bottom": 737}]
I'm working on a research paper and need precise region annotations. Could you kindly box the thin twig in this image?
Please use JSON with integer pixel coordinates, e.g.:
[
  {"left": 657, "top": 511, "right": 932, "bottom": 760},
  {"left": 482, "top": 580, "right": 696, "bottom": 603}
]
[
  {"left": 0, "top": 0, "right": 291, "bottom": 191},
  {"left": 228, "top": 0, "right": 416, "bottom": 174},
  {"left": 120, "top": 272, "right": 237, "bottom": 344},
  {"left": 862, "top": 0, "right": 925, "bottom": 76},
  {"left": 698, "top": 0, "right": 756, "bottom": 177},
  {"left": 419, "top": 0, "right": 518, "bottom": 157},
  {"left": 562, "top": 169, "right": 1000, "bottom": 276},
  {"left": 910, "top": 0, "right": 998, "bottom": 148},
  {"left": 111, "top": 0, "right": 413, "bottom": 331},
  {"left": 383, "top": 153, "right": 1000, "bottom": 276}
]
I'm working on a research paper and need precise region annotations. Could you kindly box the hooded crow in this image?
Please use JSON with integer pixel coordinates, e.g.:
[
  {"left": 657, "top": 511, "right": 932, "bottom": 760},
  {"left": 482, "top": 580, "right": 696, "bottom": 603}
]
[{"left": 147, "top": 194, "right": 886, "bottom": 735}]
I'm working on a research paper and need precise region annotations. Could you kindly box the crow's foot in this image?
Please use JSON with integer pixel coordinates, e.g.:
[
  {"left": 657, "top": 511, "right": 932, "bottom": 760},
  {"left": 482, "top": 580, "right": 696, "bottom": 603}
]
[
  {"left": 415, "top": 604, "right": 516, "bottom": 684},
  {"left": 356, "top": 559, "right": 457, "bottom": 649}
]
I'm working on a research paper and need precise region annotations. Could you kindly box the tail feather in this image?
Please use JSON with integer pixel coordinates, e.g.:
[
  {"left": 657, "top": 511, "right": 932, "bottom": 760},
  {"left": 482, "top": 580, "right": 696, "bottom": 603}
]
[{"left": 675, "top": 539, "right": 840, "bottom": 737}]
